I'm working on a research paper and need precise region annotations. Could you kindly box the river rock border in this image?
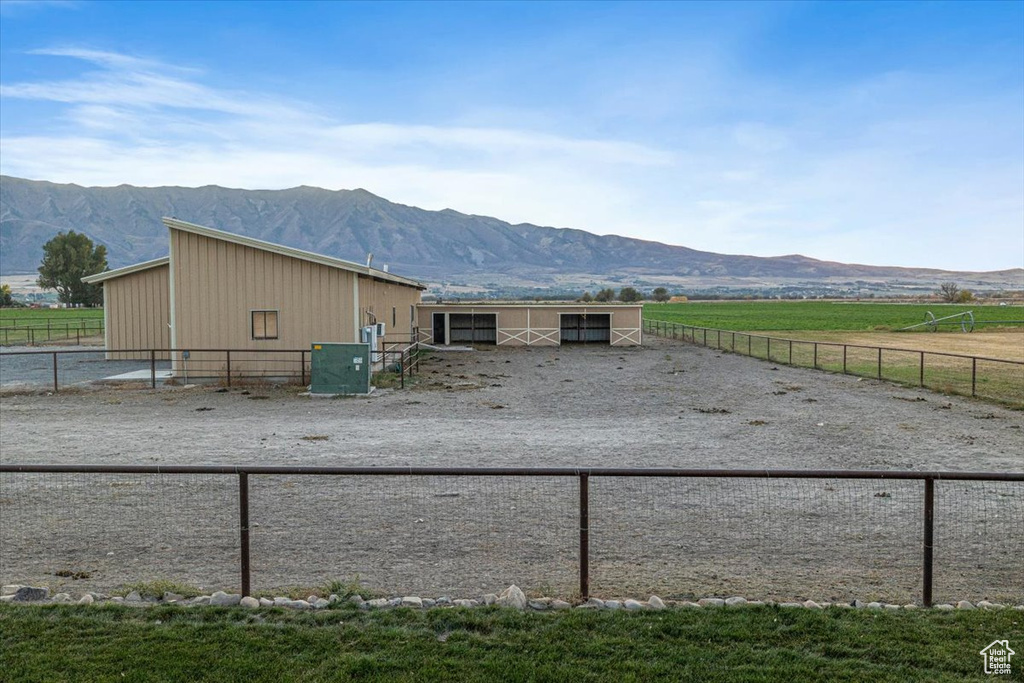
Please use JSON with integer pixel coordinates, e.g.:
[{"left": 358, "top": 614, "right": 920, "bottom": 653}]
[{"left": 3, "top": 584, "right": 1022, "bottom": 613}]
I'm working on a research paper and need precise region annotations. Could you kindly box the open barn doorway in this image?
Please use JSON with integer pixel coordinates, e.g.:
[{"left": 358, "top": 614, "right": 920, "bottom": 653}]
[
  {"left": 560, "top": 313, "right": 611, "bottom": 344},
  {"left": 447, "top": 313, "right": 497, "bottom": 344}
]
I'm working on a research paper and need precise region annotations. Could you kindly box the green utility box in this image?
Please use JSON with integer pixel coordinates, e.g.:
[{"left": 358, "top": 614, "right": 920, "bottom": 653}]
[{"left": 309, "top": 342, "right": 371, "bottom": 395}]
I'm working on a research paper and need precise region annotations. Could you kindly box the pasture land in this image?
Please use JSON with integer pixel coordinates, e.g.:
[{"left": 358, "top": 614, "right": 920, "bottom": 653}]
[
  {"left": 644, "top": 301, "right": 1024, "bottom": 333},
  {"left": 0, "top": 308, "right": 104, "bottom": 346},
  {"left": 0, "top": 603, "right": 1013, "bottom": 682},
  {"left": 0, "top": 308, "right": 104, "bottom": 322},
  {"left": 2, "top": 339, "right": 1021, "bottom": 604}
]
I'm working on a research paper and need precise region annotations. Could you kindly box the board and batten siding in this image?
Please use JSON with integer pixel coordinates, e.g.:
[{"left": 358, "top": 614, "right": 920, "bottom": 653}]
[
  {"left": 170, "top": 228, "right": 421, "bottom": 376},
  {"left": 358, "top": 276, "right": 422, "bottom": 341},
  {"left": 104, "top": 263, "right": 171, "bottom": 360},
  {"left": 416, "top": 304, "right": 643, "bottom": 347}
]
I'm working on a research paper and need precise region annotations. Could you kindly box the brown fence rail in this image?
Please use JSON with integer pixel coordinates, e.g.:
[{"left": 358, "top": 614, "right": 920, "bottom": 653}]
[
  {"left": 643, "top": 318, "right": 1024, "bottom": 407},
  {"left": 0, "top": 318, "right": 105, "bottom": 346},
  {"left": 0, "top": 465, "right": 1019, "bottom": 605},
  {"left": 0, "top": 341, "right": 422, "bottom": 392}
]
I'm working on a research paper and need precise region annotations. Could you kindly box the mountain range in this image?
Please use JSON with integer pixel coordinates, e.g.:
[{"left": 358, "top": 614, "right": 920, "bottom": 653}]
[{"left": 1, "top": 175, "right": 1020, "bottom": 290}]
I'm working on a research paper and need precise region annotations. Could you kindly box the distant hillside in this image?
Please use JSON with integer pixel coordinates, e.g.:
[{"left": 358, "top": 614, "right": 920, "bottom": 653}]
[{"left": 1, "top": 176, "right": 1020, "bottom": 288}]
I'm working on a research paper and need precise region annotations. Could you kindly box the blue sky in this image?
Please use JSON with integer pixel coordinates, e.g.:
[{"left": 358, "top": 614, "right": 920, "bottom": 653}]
[{"left": 1, "top": 0, "right": 1022, "bottom": 272}]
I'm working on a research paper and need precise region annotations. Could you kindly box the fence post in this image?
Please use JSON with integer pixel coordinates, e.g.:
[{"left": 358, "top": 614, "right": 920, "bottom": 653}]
[
  {"left": 717, "top": 329, "right": 721, "bottom": 349},
  {"left": 579, "top": 473, "right": 590, "bottom": 601},
  {"left": 813, "top": 343, "right": 818, "bottom": 369},
  {"left": 29, "top": 328, "right": 34, "bottom": 346},
  {"left": 919, "top": 352, "right": 924, "bottom": 387},
  {"left": 52, "top": 351, "right": 58, "bottom": 393},
  {"left": 922, "top": 478, "right": 934, "bottom": 607},
  {"left": 789, "top": 340, "right": 793, "bottom": 365},
  {"left": 150, "top": 350, "right": 157, "bottom": 389},
  {"left": 843, "top": 346, "right": 847, "bottom": 374},
  {"left": 767, "top": 337, "right": 771, "bottom": 361},
  {"left": 226, "top": 350, "right": 232, "bottom": 388},
  {"left": 732, "top": 332, "right": 735, "bottom": 351},
  {"left": 301, "top": 350, "right": 307, "bottom": 386},
  {"left": 400, "top": 353, "right": 405, "bottom": 390},
  {"left": 877, "top": 348, "right": 882, "bottom": 380},
  {"left": 703, "top": 328, "right": 707, "bottom": 346},
  {"left": 747, "top": 335, "right": 751, "bottom": 356},
  {"left": 239, "top": 472, "right": 251, "bottom": 597},
  {"left": 971, "top": 358, "right": 977, "bottom": 397}
]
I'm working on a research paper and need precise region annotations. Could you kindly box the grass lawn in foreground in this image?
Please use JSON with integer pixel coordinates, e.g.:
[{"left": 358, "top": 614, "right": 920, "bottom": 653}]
[{"left": 1, "top": 603, "right": 1019, "bottom": 681}]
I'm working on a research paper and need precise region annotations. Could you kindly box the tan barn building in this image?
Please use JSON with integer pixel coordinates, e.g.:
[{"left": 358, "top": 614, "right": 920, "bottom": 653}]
[
  {"left": 83, "top": 257, "right": 171, "bottom": 359},
  {"left": 417, "top": 303, "right": 642, "bottom": 347},
  {"left": 85, "top": 218, "right": 426, "bottom": 376}
]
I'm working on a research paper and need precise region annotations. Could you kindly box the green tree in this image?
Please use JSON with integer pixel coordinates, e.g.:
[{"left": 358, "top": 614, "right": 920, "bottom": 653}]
[
  {"left": 594, "top": 288, "right": 616, "bottom": 302},
  {"left": 956, "top": 289, "right": 974, "bottom": 303},
  {"left": 0, "top": 283, "right": 13, "bottom": 307},
  {"left": 37, "top": 231, "right": 108, "bottom": 306},
  {"left": 579, "top": 291, "right": 593, "bottom": 303},
  {"left": 618, "top": 287, "right": 642, "bottom": 302},
  {"left": 652, "top": 287, "right": 670, "bottom": 302}
]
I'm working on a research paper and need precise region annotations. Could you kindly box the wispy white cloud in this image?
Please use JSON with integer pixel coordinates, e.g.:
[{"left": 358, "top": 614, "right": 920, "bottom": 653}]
[{"left": 1, "top": 46, "right": 1021, "bottom": 271}]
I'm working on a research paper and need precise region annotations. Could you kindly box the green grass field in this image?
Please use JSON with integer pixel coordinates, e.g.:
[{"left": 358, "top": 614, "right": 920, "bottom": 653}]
[
  {"left": 643, "top": 301, "right": 1024, "bottom": 332},
  {"left": 0, "top": 307, "right": 104, "bottom": 345},
  {"left": 1, "top": 603, "right": 1017, "bottom": 682}
]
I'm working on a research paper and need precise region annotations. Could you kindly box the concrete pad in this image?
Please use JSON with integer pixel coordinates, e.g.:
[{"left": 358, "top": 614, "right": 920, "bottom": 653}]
[{"left": 100, "top": 369, "right": 174, "bottom": 382}]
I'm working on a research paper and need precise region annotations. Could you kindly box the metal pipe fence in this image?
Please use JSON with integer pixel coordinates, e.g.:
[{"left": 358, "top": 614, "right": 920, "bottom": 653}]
[
  {"left": 0, "top": 342, "right": 423, "bottom": 392},
  {"left": 0, "top": 465, "right": 1020, "bottom": 605},
  {"left": 643, "top": 318, "right": 1024, "bottom": 407},
  {"left": 0, "top": 318, "right": 105, "bottom": 346}
]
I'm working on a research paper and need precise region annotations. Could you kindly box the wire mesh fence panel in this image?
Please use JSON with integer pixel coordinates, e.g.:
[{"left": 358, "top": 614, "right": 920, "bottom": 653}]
[
  {"left": 932, "top": 480, "right": 1024, "bottom": 604},
  {"left": 247, "top": 475, "right": 579, "bottom": 597},
  {"left": 0, "top": 472, "right": 239, "bottom": 595},
  {"left": 588, "top": 477, "right": 923, "bottom": 603},
  {"left": 975, "top": 358, "right": 1024, "bottom": 405},
  {"left": 878, "top": 348, "right": 924, "bottom": 388},
  {"left": 922, "top": 354, "right": 974, "bottom": 399}
]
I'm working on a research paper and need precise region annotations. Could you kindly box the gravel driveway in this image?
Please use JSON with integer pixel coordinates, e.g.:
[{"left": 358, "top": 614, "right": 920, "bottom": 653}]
[{"left": 1, "top": 337, "right": 1021, "bottom": 603}]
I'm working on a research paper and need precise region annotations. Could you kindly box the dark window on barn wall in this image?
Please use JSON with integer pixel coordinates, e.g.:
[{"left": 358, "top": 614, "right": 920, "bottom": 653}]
[
  {"left": 252, "top": 310, "right": 279, "bottom": 340},
  {"left": 392, "top": 306, "right": 396, "bottom": 328}
]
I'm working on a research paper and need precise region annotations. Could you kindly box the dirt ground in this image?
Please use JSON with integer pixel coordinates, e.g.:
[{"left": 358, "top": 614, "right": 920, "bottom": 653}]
[{"left": 1, "top": 337, "right": 1022, "bottom": 603}]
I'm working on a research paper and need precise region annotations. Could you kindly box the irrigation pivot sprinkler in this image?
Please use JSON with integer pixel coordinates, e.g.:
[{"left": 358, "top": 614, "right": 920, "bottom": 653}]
[{"left": 898, "top": 310, "right": 975, "bottom": 333}]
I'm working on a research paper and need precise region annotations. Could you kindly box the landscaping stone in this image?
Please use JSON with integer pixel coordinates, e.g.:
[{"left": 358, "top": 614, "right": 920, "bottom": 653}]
[
  {"left": 497, "top": 585, "right": 527, "bottom": 610},
  {"left": 528, "top": 600, "right": 549, "bottom": 611},
  {"left": 482, "top": 593, "right": 498, "bottom": 606},
  {"left": 867, "top": 602, "right": 882, "bottom": 610},
  {"left": 210, "top": 591, "right": 241, "bottom": 607},
  {"left": 329, "top": 594, "right": 340, "bottom": 604},
  {"left": 348, "top": 594, "right": 363, "bottom": 604},
  {"left": 259, "top": 598, "right": 274, "bottom": 607},
  {"left": 2, "top": 585, "right": 22, "bottom": 596},
  {"left": 274, "top": 597, "right": 291, "bottom": 607},
  {"left": 307, "top": 595, "right": 318, "bottom": 604},
  {"left": 402, "top": 596, "right": 423, "bottom": 608},
  {"left": 289, "top": 600, "right": 311, "bottom": 610},
  {"left": 697, "top": 598, "right": 725, "bottom": 607},
  {"left": 605, "top": 600, "right": 622, "bottom": 610},
  {"left": 163, "top": 592, "right": 184, "bottom": 603},
  {"left": 935, "top": 604, "right": 954, "bottom": 611},
  {"left": 956, "top": 600, "right": 975, "bottom": 610},
  {"left": 367, "top": 598, "right": 389, "bottom": 609},
  {"left": 679, "top": 602, "right": 702, "bottom": 609},
  {"left": 13, "top": 587, "right": 49, "bottom": 602},
  {"left": 436, "top": 596, "right": 452, "bottom": 606},
  {"left": 240, "top": 596, "right": 260, "bottom": 608},
  {"left": 624, "top": 599, "right": 645, "bottom": 611},
  {"left": 423, "top": 598, "right": 436, "bottom": 608},
  {"left": 388, "top": 597, "right": 402, "bottom": 608},
  {"left": 585, "top": 597, "right": 605, "bottom": 609},
  {"left": 725, "top": 597, "right": 747, "bottom": 607},
  {"left": 883, "top": 604, "right": 901, "bottom": 610},
  {"left": 803, "top": 600, "right": 822, "bottom": 609},
  {"left": 747, "top": 600, "right": 765, "bottom": 607},
  {"left": 853, "top": 600, "right": 866, "bottom": 608},
  {"left": 313, "top": 599, "right": 330, "bottom": 609},
  {"left": 193, "top": 596, "right": 210, "bottom": 606},
  {"left": 551, "top": 600, "right": 571, "bottom": 610},
  {"left": 779, "top": 602, "right": 804, "bottom": 608},
  {"left": 903, "top": 604, "right": 918, "bottom": 610},
  {"left": 78, "top": 594, "right": 94, "bottom": 605},
  {"left": 648, "top": 596, "right": 666, "bottom": 610},
  {"left": 52, "top": 593, "right": 72, "bottom": 603}
]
